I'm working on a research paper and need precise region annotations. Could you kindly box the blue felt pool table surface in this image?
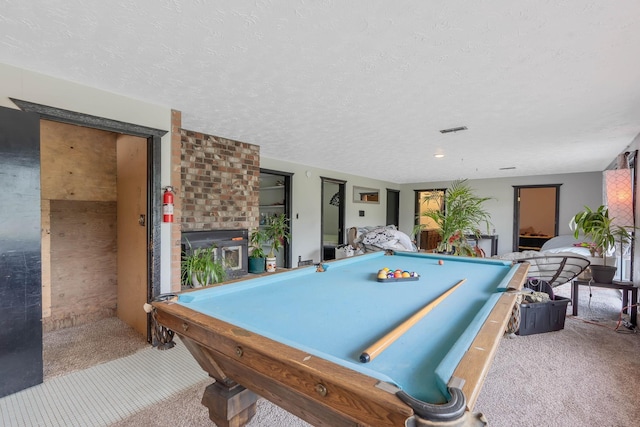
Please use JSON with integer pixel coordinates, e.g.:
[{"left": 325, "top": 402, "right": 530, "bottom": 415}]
[{"left": 176, "top": 251, "right": 519, "bottom": 405}]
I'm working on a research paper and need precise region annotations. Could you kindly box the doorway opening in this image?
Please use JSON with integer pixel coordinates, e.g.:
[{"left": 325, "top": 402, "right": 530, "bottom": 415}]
[
  {"left": 321, "top": 177, "right": 345, "bottom": 261},
  {"left": 386, "top": 188, "right": 400, "bottom": 227},
  {"left": 12, "top": 100, "right": 166, "bottom": 381},
  {"left": 259, "top": 168, "right": 293, "bottom": 268},
  {"left": 513, "top": 185, "right": 561, "bottom": 251},
  {"left": 414, "top": 188, "right": 446, "bottom": 251}
]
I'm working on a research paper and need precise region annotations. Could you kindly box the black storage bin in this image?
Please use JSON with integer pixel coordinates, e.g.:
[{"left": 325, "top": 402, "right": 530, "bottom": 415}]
[{"left": 517, "top": 296, "right": 570, "bottom": 336}]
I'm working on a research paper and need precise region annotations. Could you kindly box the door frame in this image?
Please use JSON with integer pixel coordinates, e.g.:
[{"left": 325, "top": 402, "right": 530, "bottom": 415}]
[
  {"left": 512, "top": 184, "right": 562, "bottom": 252},
  {"left": 320, "top": 177, "right": 346, "bottom": 260},
  {"left": 11, "top": 99, "right": 167, "bottom": 341},
  {"left": 259, "top": 168, "right": 293, "bottom": 268}
]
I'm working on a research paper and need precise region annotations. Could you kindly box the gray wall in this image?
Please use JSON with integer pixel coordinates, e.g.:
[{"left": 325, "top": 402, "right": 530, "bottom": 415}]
[
  {"left": 264, "top": 152, "right": 605, "bottom": 260},
  {"left": 400, "top": 172, "right": 603, "bottom": 255}
]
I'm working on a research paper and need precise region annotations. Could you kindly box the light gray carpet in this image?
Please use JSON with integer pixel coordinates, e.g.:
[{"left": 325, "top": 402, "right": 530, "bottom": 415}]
[
  {"left": 43, "top": 316, "right": 149, "bottom": 380},
  {"left": 475, "top": 283, "right": 640, "bottom": 427}
]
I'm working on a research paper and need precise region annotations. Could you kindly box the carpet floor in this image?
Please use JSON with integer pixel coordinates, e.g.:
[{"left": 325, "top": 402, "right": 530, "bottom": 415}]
[{"left": 9, "top": 281, "right": 640, "bottom": 426}]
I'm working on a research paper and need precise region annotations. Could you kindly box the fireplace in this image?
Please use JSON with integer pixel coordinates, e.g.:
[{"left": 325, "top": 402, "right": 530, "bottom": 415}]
[{"left": 181, "top": 229, "right": 249, "bottom": 280}]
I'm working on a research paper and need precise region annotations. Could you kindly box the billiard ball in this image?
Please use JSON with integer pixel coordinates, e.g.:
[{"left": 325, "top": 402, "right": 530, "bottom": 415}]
[{"left": 438, "top": 260, "right": 444, "bottom": 265}]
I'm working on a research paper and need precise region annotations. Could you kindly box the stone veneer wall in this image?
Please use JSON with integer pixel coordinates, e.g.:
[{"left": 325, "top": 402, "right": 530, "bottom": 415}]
[
  {"left": 180, "top": 129, "right": 260, "bottom": 232},
  {"left": 169, "top": 113, "right": 261, "bottom": 292}
]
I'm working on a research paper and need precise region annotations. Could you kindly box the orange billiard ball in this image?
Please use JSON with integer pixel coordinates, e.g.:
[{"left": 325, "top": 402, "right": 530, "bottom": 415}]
[{"left": 438, "top": 260, "right": 444, "bottom": 265}]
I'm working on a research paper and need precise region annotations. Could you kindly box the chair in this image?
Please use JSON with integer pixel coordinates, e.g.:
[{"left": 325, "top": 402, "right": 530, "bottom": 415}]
[{"left": 515, "top": 255, "right": 591, "bottom": 287}]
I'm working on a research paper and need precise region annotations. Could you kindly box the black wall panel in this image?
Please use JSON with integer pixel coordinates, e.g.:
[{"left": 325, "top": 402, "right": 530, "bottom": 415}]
[{"left": 0, "top": 106, "right": 42, "bottom": 397}]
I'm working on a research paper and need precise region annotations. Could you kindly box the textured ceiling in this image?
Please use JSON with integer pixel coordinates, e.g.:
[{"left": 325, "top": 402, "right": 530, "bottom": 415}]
[{"left": 1, "top": 0, "right": 640, "bottom": 183}]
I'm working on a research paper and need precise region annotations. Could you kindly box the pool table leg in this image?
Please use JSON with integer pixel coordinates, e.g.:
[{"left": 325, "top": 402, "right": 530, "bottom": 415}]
[
  {"left": 179, "top": 336, "right": 258, "bottom": 426},
  {"left": 201, "top": 382, "right": 258, "bottom": 427}
]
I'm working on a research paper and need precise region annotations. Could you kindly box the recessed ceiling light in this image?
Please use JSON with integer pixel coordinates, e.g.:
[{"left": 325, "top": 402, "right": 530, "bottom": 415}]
[
  {"left": 499, "top": 167, "right": 516, "bottom": 170},
  {"left": 439, "top": 126, "right": 468, "bottom": 134},
  {"left": 434, "top": 154, "right": 445, "bottom": 158}
]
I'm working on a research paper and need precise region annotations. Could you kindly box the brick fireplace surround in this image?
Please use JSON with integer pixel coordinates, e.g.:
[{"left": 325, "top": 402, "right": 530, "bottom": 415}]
[{"left": 170, "top": 110, "right": 260, "bottom": 291}]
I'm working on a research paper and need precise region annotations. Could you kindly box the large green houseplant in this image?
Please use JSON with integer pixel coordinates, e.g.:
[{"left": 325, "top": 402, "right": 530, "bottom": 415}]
[
  {"left": 569, "top": 205, "right": 634, "bottom": 283},
  {"left": 181, "top": 241, "right": 226, "bottom": 288},
  {"left": 264, "top": 213, "right": 291, "bottom": 272},
  {"left": 421, "top": 179, "right": 493, "bottom": 256}
]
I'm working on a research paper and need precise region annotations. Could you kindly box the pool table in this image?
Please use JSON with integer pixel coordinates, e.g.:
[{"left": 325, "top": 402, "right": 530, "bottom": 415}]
[{"left": 152, "top": 251, "right": 528, "bottom": 427}]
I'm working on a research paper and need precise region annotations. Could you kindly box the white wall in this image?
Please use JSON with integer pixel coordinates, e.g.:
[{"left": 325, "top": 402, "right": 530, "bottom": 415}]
[
  {"left": 264, "top": 156, "right": 607, "bottom": 261},
  {"left": 260, "top": 157, "right": 399, "bottom": 263},
  {"left": 400, "top": 172, "right": 603, "bottom": 256},
  {"left": 0, "top": 62, "right": 175, "bottom": 292}
]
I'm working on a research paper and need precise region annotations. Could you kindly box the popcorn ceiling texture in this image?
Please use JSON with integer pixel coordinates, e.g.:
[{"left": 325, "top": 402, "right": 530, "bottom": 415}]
[
  {"left": 2, "top": 1, "right": 639, "bottom": 183},
  {"left": 180, "top": 130, "right": 260, "bottom": 232}
]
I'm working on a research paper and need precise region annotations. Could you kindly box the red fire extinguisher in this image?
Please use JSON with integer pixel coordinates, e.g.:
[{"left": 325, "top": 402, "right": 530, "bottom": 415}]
[{"left": 163, "top": 186, "right": 174, "bottom": 223}]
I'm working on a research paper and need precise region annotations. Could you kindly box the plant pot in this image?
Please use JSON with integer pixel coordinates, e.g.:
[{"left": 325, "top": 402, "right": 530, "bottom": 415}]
[
  {"left": 266, "top": 256, "right": 277, "bottom": 273},
  {"left": 590, "top": 264, "right": 617, "bottom": 284},
  {"left": 248, "top": 257, "right": 265, "bottom": 274}
]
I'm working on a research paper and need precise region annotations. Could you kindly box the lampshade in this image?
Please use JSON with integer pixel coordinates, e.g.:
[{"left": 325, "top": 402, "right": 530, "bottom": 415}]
[{"left": 603, "top": 169, "right": 634, "bottom": 228}]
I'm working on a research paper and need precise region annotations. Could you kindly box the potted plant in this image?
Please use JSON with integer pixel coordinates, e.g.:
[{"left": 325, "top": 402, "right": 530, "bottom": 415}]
[
  {"left": 248, "top": 228, "right": 268, "bottom": 274},
  {"left": 181, "top": 241, "right": 226, "bottom": 288},
  {"left": 569, "top": 205, "right": 634, "bottom": 283},
  {"left": 421, "top": 179, "right": 493, "bottom": 256},
  {"left": 264, "top": 213, "right": 291, "bottom": 272}
]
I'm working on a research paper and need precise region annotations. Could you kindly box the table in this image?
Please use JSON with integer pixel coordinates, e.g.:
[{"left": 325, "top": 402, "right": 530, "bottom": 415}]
[
  {"left": 571, "top": 279, "right": 638, "bottom": 326},
  {"left": 465, "top": 234, "right": 499, "bottom": 256},
  {"left": 152, "top": 251, "right": 528, "bottom": 427}
]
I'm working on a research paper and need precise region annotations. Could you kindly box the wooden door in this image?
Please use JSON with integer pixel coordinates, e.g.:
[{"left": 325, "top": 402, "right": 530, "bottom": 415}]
[
  {"left": 116, "top": 135, "right": 148, "bottom": 336},
  {"left": 0, "top": 106, "right": 43, "bottom": 397}
]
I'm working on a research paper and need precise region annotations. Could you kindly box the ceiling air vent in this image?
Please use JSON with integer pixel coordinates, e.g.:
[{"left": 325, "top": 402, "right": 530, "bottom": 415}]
[{"left": 439, "top": 126, "right": 468, "bottom": 134}]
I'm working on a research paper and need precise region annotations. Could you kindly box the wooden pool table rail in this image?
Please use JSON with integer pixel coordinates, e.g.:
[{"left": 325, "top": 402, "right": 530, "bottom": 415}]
[
  {"left": 154, "top": 303, "right": 412, "bottom": 426},
  {"left": 152, "top": 261, "right": 529, "bottom": 427},
  {"left": 453, "top": 262, "right": 529, "bottom": 410}
]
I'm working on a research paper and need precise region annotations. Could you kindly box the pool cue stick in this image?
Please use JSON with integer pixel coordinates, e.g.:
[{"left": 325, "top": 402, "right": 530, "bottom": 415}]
[{"left": 359, "top": 278, "right": 467, "bottom": 363}]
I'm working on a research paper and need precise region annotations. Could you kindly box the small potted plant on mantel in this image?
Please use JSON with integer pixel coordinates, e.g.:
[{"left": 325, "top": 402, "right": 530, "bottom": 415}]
[
  {"left": 248, "top": 228, "right": 268, "bottom": 274},
  {"left": 264, "top": 213, "right": 291, "bottom": 272},
  {"left": 570, "top": 205, "right": 634, "bottom": 283},
  {"left": 180, "top": 241, "right": 226, "bottom": 288}
]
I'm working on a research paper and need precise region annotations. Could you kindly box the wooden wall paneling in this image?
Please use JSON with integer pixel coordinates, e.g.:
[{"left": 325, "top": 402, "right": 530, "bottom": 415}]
[
  {"left": 45, "top": 200, "right": 117, "bottom": 331},
  {"left": 40, "top": 120, "right": 117, "bottom": 201}
]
